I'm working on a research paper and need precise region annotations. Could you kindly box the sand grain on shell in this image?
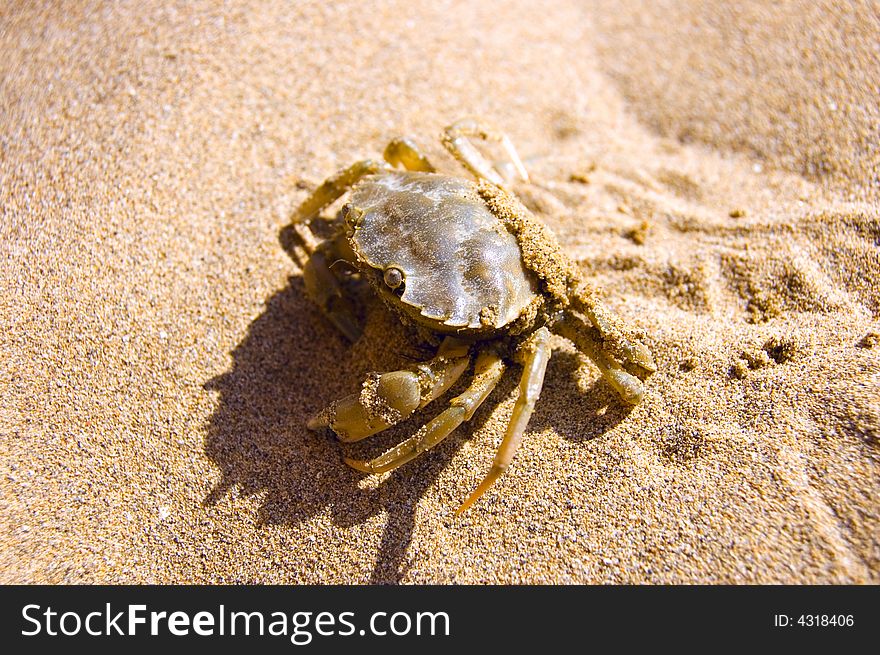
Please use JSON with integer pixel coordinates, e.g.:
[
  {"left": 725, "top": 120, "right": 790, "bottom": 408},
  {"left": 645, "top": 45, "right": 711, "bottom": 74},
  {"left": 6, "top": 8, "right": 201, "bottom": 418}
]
[{"left": 1, "top": 1, "right": 878, "bottom": 583}]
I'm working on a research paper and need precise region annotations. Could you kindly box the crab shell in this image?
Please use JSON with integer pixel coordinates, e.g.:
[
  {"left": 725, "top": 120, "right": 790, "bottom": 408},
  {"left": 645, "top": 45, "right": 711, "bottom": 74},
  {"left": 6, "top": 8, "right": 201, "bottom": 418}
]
[{"left": 343, "top": 171, "right": 542, "bottom": 334}]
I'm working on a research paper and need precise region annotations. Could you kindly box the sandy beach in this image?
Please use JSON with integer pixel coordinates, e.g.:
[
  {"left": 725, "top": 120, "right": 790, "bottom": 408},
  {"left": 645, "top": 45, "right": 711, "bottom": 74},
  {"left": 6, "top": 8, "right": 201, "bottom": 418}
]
[{"left": 1, "top": 1, "right": 877, "bottom": 583}]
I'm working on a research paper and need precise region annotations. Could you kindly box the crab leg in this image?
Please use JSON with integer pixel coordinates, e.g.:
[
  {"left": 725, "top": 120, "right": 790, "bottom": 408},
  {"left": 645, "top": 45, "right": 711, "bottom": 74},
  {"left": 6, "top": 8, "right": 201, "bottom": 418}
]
[
  {"left": 301, "top": 234, "right": 362, "bottom": 342},
  {"left": 442, "top": 119, "right": 530, "bottom": 187},
  {"left": 344, "top": 349, "right": 506, "bottom": 474},
  {"left": 554, "top": 314, "right": 646, "bottom": 406},
  {"left": 570, "top": 287, "right": 656, "bottom": 377},
  {"left": 308, "top": 338, "right": 472, "bottom": 442},
  {"left": 456, "top": 326, "right": 552, "bottom": 515},
  {"left": 382, "top": 136, "right": 436, "bottom": 172},
  {"left": 291, "top": 159, "right": 384, "bottom": 223}
]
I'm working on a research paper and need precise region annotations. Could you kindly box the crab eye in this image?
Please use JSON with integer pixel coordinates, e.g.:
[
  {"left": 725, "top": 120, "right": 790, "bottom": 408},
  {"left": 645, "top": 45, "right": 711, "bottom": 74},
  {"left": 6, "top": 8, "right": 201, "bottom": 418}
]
[
  {"left": 383, "top": 267, "right": 404, "bottom": 290},
  {"left": 341, "top": 204, "right": 364, "bottom": 228}
]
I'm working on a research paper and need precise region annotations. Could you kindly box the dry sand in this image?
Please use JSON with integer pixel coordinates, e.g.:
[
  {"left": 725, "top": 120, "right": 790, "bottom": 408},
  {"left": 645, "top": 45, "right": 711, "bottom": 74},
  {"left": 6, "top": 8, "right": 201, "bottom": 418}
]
[{"left": 1, "top": 1, "right": 878, "bottom": 583}]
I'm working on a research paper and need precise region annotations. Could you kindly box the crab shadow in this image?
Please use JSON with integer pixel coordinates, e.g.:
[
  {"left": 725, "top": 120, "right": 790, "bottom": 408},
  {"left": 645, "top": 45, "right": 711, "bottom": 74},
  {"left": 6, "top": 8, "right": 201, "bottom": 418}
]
[{"left": 203, "top": 228, "right": 632, "bottom": 583}]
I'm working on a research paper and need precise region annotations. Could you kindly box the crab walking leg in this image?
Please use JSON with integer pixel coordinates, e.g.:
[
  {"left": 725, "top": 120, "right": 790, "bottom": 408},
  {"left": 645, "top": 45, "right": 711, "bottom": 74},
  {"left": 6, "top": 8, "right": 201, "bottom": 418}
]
[
  {"left": 301, "top": 236, "right": 362, "bottom": 342},
  {"left": 442, "top": 119, "right": 530, "bottom": 187},
  {"left": 456, "top": 327, "right": 553, "bottom": 515},
  {"left": 308, "top": 338, "right": 472, "bottom": 443},
  {"left": 345, "top": 349, "right": 507, "bottom": 474},
  {"left": 570, "top": 288, "right": 656, "bottom": 377},
  {"left": 290, "top": 159, "right": 384, "bottom": 223},
  {"left": 382, "top": 136, "right": 437, "bottom": 172},
  {"left": 555, "top": 314, "right": 645, "bottom": 406}
]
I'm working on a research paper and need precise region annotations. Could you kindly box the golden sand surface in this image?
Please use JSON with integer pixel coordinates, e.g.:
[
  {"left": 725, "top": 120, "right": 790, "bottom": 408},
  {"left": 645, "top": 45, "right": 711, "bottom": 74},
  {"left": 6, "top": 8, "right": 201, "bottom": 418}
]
[{"left": 2, "top": 1, "right": 877, "bottom": 583}]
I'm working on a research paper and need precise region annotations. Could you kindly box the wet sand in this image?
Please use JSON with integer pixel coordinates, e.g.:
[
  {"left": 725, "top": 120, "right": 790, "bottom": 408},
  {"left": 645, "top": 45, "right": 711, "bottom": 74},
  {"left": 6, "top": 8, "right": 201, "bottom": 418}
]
[{"left": 1, "top": 1, "right": 877, "bottom": 583}]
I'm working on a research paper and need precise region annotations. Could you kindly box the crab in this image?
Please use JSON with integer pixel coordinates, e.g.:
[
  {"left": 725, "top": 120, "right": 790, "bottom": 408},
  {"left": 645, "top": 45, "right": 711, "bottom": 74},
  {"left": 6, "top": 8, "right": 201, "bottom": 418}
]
[{"left": 289, "top": 119, "right": 656, "bottom": 514}]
